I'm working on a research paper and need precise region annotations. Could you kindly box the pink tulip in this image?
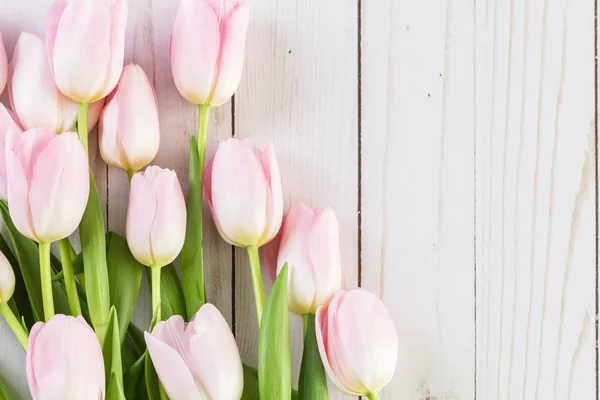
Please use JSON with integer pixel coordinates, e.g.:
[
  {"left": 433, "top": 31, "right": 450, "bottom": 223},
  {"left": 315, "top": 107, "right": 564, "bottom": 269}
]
[
  {"left": 26, "top": 315, "right": 105, "bottom": 400},
  {"left": 171, "top": 0, "right": 249, "bottom": 106},
  {"left": 9, "top": 32, "right": 103, "bottom": 133},
  {"left": 99, "top": 64, "right": 160, "bottom": 171},
  {"left": 0, "top": 33, "right": 7, "bottom": 96},
  {"left": 316, "top": 289, "right": 398, "bottom": 396},
  {"left": 0, "top": 105, "right": 23, "bottom": 201},
  {"left": 6, "top": 128, "right": 89, "bottom": 243},
  {"left": 263, "top": 203, "right": 341, "bottom": 315},
  {"left": 0, "top": 251, "right": 14, "bottom": 302},
  {"left": 127, "top": 166, "right": 186, "bottom": 267},
  {"left": 145, "top": 304, "right": 243, "bottom": 400},
  {"left": 204, "top": 138, "right": 283, "bottom": 247},
  {"left": 46, "top": 0, "right": 128, "bottom": 103}
]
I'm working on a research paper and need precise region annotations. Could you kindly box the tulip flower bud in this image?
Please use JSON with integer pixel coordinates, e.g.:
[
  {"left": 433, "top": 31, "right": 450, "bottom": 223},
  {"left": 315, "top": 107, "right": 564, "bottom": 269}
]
[
  {"left": 204, "top": 138, "right": 283, "bottom": 248},
  {"left": 9, "top": 32, "right": 103, "bottom": 133},
  {"left": 263, "top": 203, "right": 342, "bottom": 315},
  {"left": 45, "top": 0, "right": 128, "bottom": 103},
  {"left": 316, "top": 289, "right": 398, "bottom": 397},
  {"left": 27, "top": 315, "right": 105, "bottom": 400},
  {"left": 5, "top": 129, "right": 90, "bottom": 243},
  {"left": 171, "top": 0, "right": 249, "bottom": 106},
  {"left": 0, "top": 33, "right": 7, "bottom": 96},
  {"left": 145, "top": 304, "right": 244, "bottom": 400},
  {"left": 0, "top": 105, "right": 23, "bottom": 201},
  {"left": 126, "top": 166, "right": 186, "bottom": 267},
  {"left": 99, "top": 64, "right": 160, "bottom": 171},
  {"left": 0, "top": 251, "right": 15, "bottom": 303}
]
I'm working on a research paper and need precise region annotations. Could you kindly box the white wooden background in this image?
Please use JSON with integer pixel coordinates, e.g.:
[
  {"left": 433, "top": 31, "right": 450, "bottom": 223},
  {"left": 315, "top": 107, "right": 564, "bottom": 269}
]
[{"left": 0, "top": 0, "right": 597, "bottom": 399}]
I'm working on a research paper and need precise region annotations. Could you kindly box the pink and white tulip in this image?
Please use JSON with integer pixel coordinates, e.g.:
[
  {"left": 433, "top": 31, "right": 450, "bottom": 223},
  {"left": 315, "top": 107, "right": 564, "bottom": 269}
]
[
  {"left": 26, "top": 315, "right": 105, "bottom": 400},
  {"left": 9, "top": 32, "right": 103, "bottom": 133},
  {"left": 99, "top": 64, "right": 160, "bottom": 171},
  {"left": 0, "top": 251, "right": 14, "bottom": 302},
  {"left": 0, "top": 33, "right": 7, "bottom": 96},
  {"left": 46, "top": 0, "right": 128, "bottom": 103},
  {"left": 145, "top": 304, "right": 243, "bottom": 400},
  {"left": 316, "top": 289, "right": 398, "bottom": 396},
  {"left": 6, "top": 128, "right": 89, "bottom": 243},
  {"left": 0, "top": 105, "right": 23, "bottom": 201},
  {"left": 127, "top": 166, "right": 186, "bottom": 267},
  {"left": 263, "top": 203, "right": 341, "bottom": 315},
  {"left": 204, "top": 138, "right": 283, "bottom": 248},
  {"left": 171, "top": 0, "right": 249, "bottom": 106}
]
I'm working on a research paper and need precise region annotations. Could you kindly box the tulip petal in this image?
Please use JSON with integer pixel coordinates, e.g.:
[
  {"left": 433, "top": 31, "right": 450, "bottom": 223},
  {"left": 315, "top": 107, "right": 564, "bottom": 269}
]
[
  {"left": 261, "top": 222, "right": 282, "bottom": 283},
  {"left": 29, "top": 132, "right": 90, "bottom": 242},
  {"left": 210, "top": 139, "right": 268, "bottom": 246},
  {"left": 26, "top": 321, "right": 45, "bottom": 400},
  {"left": 145, "top": 332, "right": 203, "bottom": 400},
  {"left": 0, "top": 105, "right": 23, "bottom": 201},
  {"left": 149, "top": 168, "right": 186, "bottom": 267},
  {"left": 171, "top": 0, "right": 220, "bottom": 105},
  {"left": 102, "top": 0, "right": 128, "bottom": 100},
  {"left": 98, "top": 89, "right": 124, "bottom": 169},
  {"left": 52, "top": 0, "right": 111, "bottom": 102},
  {"left": 45, "top": 0, "right": 68, "bottom": 74},
  {"left": 151, "top": 316, "right": 193, "bottom": 356},
  {"left": 255, "top": 144, "right": 283, "bottom": 245},
  {"left": 203, "top": 155, "right": 239, "bottom": 245},
  {"left": 210, "top": 2, "right": 249, "bottom": 105},
  {"left": 127, "top": 172, "right": 157, "bottom": 266},
  {"left": 0, "top": 33, "right": 7, "bottom": 96}
]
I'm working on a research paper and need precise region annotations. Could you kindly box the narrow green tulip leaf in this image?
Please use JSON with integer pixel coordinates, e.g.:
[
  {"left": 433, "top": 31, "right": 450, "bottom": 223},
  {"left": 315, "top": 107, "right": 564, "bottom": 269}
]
[
  {"left": 51, "top": 252, "right": 83, "bottom": 281},
  {"left": 144, "top": 351, "right": 160, "bottom": 400},
  {"left": 298, "top": 314, "right": 329, "bottom": 400},
  {"left": 106, "top": 232, "right": 143, "bottom": 346},
  {"left": 180, "top": 136, "right": 205, "bottom": 318},
  {"left": 80, "top": 171, "right": 110, "bottom": 342},
  {"left": 127, "top": 323, "right": 146, "bottom": 355},
  {"left": 0, "top": 378, "right": 12, "bottom": 400},
  {"left": 241, "top": 364, "right": 260, "bottom": 400},
  {"left": 124, "top": 353, "right": 147, "bottom": 400},
  {"left": 259, "top": 263, "right": 291, "bottom": 400},
  {"left": 102, "top": 307, "right": 124, "bottom": 385},
  {"left": 160, "top": 264, "right": 186, "bottom": 320},
  {"left": 0, "top": 234, "right": 33, "bottom": 325},
  {"left": 106, "top": 372, "right": 126, "bottom": 400}
]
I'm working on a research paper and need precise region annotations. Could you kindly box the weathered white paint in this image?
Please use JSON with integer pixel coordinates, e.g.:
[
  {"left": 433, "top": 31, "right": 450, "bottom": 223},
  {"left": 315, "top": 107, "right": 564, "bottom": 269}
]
[{"left": 0, "top": 0, "right": 597, "bottom": 399}]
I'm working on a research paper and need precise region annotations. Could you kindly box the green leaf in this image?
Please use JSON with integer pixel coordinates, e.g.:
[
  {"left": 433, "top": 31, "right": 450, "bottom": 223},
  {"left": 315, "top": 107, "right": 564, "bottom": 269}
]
[
  {"left": 160, "top": 264, "right": 186, "bottom": 320},
  {"left": 0, "top": 233, "right": 33, "bottom": 326},
  {"left": 52, "top": 252, "right": 83, "bottom": 281},
  {"left": 124, "top": 353, "right": 147, "bottom": 400},
  {"left": 180, "top": 136, "right": 205, "bottom": 318},
  {"left": 0, "top": 377, "right": 13, "bottom": 400},
  {"left": 241, "top": 364, "right": 260, "bottom": 400},
  {"left": 298, "top": 315, "right": 329, "bottom": 400},
  {"left": 80, "top": 171, "right": 110, "bottom": 343},
  {"left": 102, "top": 307, "right": 124, "bottom": 392},
  {"left": 259, "top": 263, "right": 291, "bottom": 400},
  {"left": 127, "top": 323, "right": 146, "bottom": 355},
  {"left": 145, "top": 305, "right": 161, "bottom": 400},
  {"left": 106, "top": 232, "right": 143, "bottom": 346},
  {"left": 106, "top": 372, "right": 126, "bottom": 400}
]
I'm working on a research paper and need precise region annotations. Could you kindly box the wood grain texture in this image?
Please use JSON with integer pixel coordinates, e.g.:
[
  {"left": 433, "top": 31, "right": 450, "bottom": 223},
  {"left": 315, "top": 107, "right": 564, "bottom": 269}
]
[
  {"left": 361, "top": 0, "right": 476, "bottom": 399},
  {"left": 233, "top": 1, "right": 359, "bottom": 397},
  {"left": 475, "top": 0, "right": 596, "bottom": 399}
]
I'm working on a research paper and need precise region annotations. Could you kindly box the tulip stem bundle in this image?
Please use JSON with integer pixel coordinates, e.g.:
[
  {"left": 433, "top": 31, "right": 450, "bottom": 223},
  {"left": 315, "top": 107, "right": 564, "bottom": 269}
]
[
  {"left": 247, "top": 245, "right": 266, "bottom": 324},
  {"left": 367, "top": 393, "right": 380, "bottom": 400},
  {"left": 151, "top": 266, "right": 162, "bottom": 323},
  {"left": 58, "top": 238, "right": 82, "bottom": 316},
  {"left": 38, "top": 242, "right": 54, "bottom": 321},
  {"left": 77, "top": 102, "right": 90, "bottom": 155},
  {"left": 0, "top": 302, "right": 27, "bottom": 350}
]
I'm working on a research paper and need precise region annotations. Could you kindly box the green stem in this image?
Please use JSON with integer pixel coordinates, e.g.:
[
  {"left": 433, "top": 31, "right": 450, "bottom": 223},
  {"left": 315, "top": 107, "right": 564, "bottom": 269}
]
[
  {"left": 0, "top": 302, "right": 28, "bottom": 350},
  {"left": 151, "top": 266, "right": 162, "bottom": 323},
  {"left": 39, "top": 242, "right": 54, "bottom": 321},
  {"left": 197, "top": 104, "right": 211, "bottom": 177},
  {"left": 77, "top": 102, "right": 90, "bottom": 155},
  {"left": 367, "top": 393, "right": 380, "bottom": 400},
  {"left": 246, "top": 245, "right": 266, "bottom": 325},
  {"left": 303, "top": 314, "right": 309, "bottom": 338},
  {"left": 127, "top": 169, "right": 136, "bottom": 183},
  {"left": 59, "top": 238, "right": 82, "bottom": 316}
]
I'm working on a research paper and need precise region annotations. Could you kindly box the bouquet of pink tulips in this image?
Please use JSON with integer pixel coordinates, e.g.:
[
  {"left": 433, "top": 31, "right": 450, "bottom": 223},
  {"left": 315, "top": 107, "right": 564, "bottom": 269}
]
[{"left": 0, "top": 1, "right": 399, "bottom": 399}]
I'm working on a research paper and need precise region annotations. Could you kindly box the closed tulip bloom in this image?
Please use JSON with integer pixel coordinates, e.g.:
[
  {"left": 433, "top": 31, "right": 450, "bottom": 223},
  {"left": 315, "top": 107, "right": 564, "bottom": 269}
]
[
  {"left": 0, "top": 105, "right": 23, "bottom": 201},
  {"left": 46, "top": 0, "right": 128, "bottom": 103},
  {"left": 316, "top": 289, "right": 398, "bottom": 397},
  {"left": 9, "top": 32, "right": 103, "bottom": 133},
  {"left": 5, "top": 129, "right": 89, "bottom": 243},
  {"left": 145, "top": 304, "right": 243, "bottom": 400},
  {"left": 26, "top": 315, "right": 105, "bottom": 400},
  {"left": 171, "top": 0, "right": 249, "bottom": 106},
  {"left": 263, "top": 204, "right": 341, "bottom": 315},
  {"left": 0, "top": 33, "right": 7, "bottom": 95},
  {"left": 127, "top": 166, "right": 186, "bottom": 267},
  {"left": 99, "top": 64, "right": 160, "bottom": 171},
  {"left": 0, "top": 251, "right": 15, "bottom": 302},
  {"left": 204, "top": 138, "right": 282, "bottom": 247}
]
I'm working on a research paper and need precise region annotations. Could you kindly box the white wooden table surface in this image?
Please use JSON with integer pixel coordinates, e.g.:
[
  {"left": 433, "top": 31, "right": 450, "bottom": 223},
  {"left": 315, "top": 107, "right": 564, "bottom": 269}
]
[{"left": 0, "top": 0, "right": 597, "bottom": 399}]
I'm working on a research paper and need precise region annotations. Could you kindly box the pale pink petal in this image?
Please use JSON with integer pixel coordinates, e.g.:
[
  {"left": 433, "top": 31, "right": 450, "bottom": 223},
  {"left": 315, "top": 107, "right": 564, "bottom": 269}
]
[
  {"left": 171, "top": 0, "right": 220, "bottom": 105},
  {"left": 261, "top": 223, "right": 282, "bottom": 283},
  {"left": 29, "top": 132, "right": 90, "bottom": 242},
  {"left": 145, "top": 332, "right": 203, "bottom": 400},
  {"left": 126, "top": 172, "right": 157, "bottom": 266},
  {"left": 257, "top": 144, "right": 283, "bottom": 245},
  {"left": 26, "top": 321, "right": 45, "bottom": 400},
  {"left": 86, "top": 99, "right": 105, "bottom": 132},
  {"left": 151, "top": 316, "right": 194, "bottom": 356},
  {"left": 0, "top": 106, "right": 23, "bottom": 201},
  {"left": 0, "top": 251, "right": 14, "bottom": 302},
  {"left": 0, "top": 33, "right": 7, "bottom": 96},
  {"left": 45, "top": 0, "right": 68, "bottom": 74},
  {"left": 210, "top": 2, "right": 249, "bottom": 105},
  {"left": 205, "top": 0, "right": 240, "bottom": 17},
  {"left": 98, "top": 87, "right": 125, "bottom": 169},
  {"left": 100, "top": 0, "right": 128, "bottom": 100}
]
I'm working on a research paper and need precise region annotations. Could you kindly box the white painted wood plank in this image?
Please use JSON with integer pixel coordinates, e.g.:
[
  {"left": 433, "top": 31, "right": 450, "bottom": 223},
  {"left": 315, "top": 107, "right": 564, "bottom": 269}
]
[
  {"left": 361, "top": 1, "right": 476, "bottom": 399},
  {"left": 233, "top": 1, "right": 359, "bottom": 397},
  {"left": 475, "top": 0, "right": 596, "bottom": 398}
]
